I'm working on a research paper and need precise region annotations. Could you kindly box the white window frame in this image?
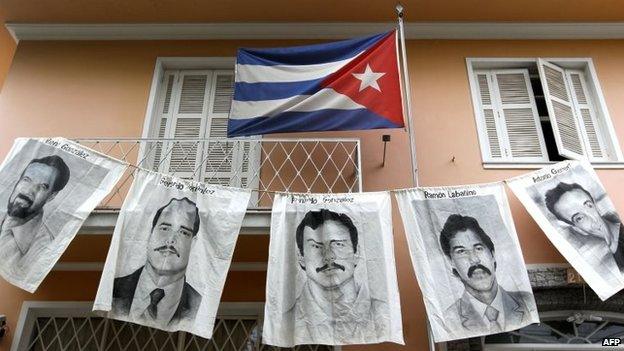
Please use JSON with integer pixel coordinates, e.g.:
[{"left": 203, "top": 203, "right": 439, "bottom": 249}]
[
  {"left": 467, "top": 57, "right": 624, "bottom": 169},
  {"left": 11, "top": 301, "right": 340, "bottom": 351},
  {"left": 140, "top": 57, "right": 236, "bottom": 142},
  {"left": 139, "top": 57, "right": 261, "bottom": 203}
]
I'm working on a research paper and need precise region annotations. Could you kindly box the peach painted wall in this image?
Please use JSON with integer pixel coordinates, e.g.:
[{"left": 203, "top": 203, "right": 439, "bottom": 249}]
[{"left": 1, "top": 39, "right": 624, "bottom": 350}]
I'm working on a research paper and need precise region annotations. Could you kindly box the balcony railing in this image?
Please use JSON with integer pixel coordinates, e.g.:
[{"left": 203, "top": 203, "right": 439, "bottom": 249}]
[{"left": 73, "top": 138, "right": 362, "bottom": 209}]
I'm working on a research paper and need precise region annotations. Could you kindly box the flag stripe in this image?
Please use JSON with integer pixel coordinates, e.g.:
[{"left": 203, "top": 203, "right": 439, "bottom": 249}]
[
  {"left": 227, "top": 108, "right": 401, "bottom": 137},
  {"left": 235, "top": 55, "right": 359, "bottom": 83},
  {"left": 236, "top": 32, "right": 389, "bottom": 66},
  {"left": 233, "top": 79, "right": 323, "bottom": 101},
  {"left": 229, "top": 88, "right": 365, "bottom": 120}
]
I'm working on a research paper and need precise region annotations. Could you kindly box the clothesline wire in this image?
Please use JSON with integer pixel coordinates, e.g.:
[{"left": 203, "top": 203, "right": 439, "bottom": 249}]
[
  {"left": 118, "top": 161, "right": 297, "bottom": 195},
  {"left": 113, "top": 158, "right": 526, "bottom": 196},
  {"left": 81, "top": 138, "right": 573, "bottom": 196}
]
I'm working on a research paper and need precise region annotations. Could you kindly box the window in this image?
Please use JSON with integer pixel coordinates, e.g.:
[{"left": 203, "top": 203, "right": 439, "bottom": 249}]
[
  {"left": 483, "top": 311, "right": 624, "bottom": 350},
  {"left": 145, "top": 67, "right": 260, "bottom": 190},
  {"left": 13, "top": 302, "right": 333, "bottom": 351},
  {"left": 467, "top": 58, "right": 623, "bottom": 165}
]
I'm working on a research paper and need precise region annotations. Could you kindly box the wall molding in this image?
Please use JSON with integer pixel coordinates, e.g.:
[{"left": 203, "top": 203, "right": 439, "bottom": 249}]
[{"left": 7, "top": 22, "right": 624, "bottom": 41}]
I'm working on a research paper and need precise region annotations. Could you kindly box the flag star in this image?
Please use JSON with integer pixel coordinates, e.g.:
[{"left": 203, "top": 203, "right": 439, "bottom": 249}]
[{"left": 352, "top": 64, "right": 386, "bottom": 92}]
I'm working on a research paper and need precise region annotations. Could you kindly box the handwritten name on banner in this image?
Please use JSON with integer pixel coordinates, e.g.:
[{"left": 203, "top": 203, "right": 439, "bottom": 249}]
[
  {"left": 423, "top": 189, "right": 478, "bottom": 199},
  {"left": 289, "top": 195, "right": 356, "bottom": 204},
  {"left": 159, "top": 176, "right": 216, "bottom": 195},
  {"left": 531, "top": 164, "right": 572, "bottom": 183},
  {"left": 44, "top": 138, "right": 90, "bottom": 159}
]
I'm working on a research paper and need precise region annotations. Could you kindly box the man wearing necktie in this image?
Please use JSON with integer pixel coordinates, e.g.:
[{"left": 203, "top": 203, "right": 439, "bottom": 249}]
[
  {"left": 112, "top": 197, "right": 203, "bottom": 326},
  {"left": 439, "top": 214, "right": 535, "bottom": 336}
]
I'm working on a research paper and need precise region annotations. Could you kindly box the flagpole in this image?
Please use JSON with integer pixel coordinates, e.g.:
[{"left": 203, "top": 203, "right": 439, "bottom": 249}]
[{"left": 396, "top": 3, "right": 419, "bottom": 187}]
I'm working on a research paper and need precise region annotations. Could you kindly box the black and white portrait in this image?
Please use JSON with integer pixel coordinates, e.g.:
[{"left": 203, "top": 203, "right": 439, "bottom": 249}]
[
  {"left": 395, "top": 183, "right": 538, "bottom": 342},
  {"left": 94, "top": 169, "right": 250, "bottom": 339},
  {"left": 0, "top": 138, "right": 126, "bottom": 292},
  {"left": 111, "top": 197, "right": 203, "bottom": 325},
  {"left": 508, "top": 160, "right": 624, "bottom": 300},
  {"left": 263, "top": 193, "right": 404, "bottom": 347}
]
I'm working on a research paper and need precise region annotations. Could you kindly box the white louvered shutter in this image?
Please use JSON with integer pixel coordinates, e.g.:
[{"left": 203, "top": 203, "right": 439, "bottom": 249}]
[
  {"left": 538, "top": 59, "right": 586, "bottom": 160},
  {"left": 203, "top": 71, "right": 260, "bottom": 195},
  {"left": 166, "top": 70, "right": 212, "bottom": 180},
  {"left": 203, "top": 71, "right": 236, "bottom": 186},
  {"left": 475, "top": 71, "right": 504, "bottom": 159},
  {"left": 492, "top": 70, "right": 547, "bottom": 161},
  {"left": 566, "top": 70, "right": 608, "bottom": 160},
  {"left": 151, "top": 72, "right": 177, "bottom": 172},
  {"left": 150, "top": 69, "right": 260, "bottom": 194},
  {"left": 475, "top": 69, "right": 547, "bottom": 162}
]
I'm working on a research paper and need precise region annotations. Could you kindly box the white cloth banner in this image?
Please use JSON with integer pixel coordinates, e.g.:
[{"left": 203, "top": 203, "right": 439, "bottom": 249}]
[
  {"left": 0, "top": 137, "right": 127, "bottom": 292},
  {"left": 395, "top": 182, "right": 538, "bottom": 342},
  {"left": 507, "top": 160, "right": 624, "bottom": 300},
  {"left": 263, "top": 192, "right": 404, "bottom": 347},
  {"left": 93, "top": 169, "right": 250, "bottom": 338}
]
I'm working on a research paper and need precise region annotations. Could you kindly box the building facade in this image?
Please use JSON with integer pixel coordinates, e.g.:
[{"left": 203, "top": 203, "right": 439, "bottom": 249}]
[{"left": 1, "top": 1, "right": 624, "bottom": 350}]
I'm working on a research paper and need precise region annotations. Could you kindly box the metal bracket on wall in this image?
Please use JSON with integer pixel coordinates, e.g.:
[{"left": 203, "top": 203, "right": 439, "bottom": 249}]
[{"left": 382, "top": 134, "right": 391, "bottom": 167}]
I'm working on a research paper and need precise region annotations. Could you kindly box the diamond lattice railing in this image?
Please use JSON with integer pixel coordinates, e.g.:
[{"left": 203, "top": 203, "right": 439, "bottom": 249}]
[
  {"left": 73, "top": 138, "right": 362, "bottom": 209},
  {"left": 27, "top": 317, "right": 107, "bottom": 351},
  {"left": 103, "top": 319, "right": 178, "bottom": 351},
  {"left": 26, "top": 316, "right": 333, "bottom": 351}
]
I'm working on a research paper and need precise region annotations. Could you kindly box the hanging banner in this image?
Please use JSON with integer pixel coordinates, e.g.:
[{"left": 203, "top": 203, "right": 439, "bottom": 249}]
[
  {"left": 395, "top": 182, "right": 538, "bottom": 342},
  {"left": 263, "top": 192, "right": 404, "bottom": 347},
  {"left": 507, "top": 160, "right": 624, "bottom": 300},
  {"left": 0, "top": 138, "right": 127, "bottom": 292},
  {"left": 93, "top": 169, "right": 251, "bottom": 338}
]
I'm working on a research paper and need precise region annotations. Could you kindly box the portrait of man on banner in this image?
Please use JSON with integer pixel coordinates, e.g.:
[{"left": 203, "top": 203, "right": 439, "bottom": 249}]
[
  {"left": 94, "top": 169, "right": 250, "bottom": 340},
  {"left": 543, "top": 181, "right": 624, "bottom": 272},
  {"left": 439, "top": 214, "right": 535, "bottom": 334},
  {"left": 0, "top": 138, "right": 126, "bottom": 293},
  {"left": 0, "top": 156, "right": 70, "bottom": 262},
  {"left": 509, "top": 161, "right": 624, "bottom": 300},
  {"left": 290, "top": 209, "right": 387, "bottom": 341},
  {"left": 111, "top": 197, "right": 203, "bottom": 326},
  {"left": 263, "top": 193, "right": 404, "bottom": 347},
  {"left": 394, "top": 184, "right": 539, "bottom": 342}
]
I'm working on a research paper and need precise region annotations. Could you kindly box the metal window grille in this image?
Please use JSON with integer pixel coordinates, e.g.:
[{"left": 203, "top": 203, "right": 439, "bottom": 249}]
[
  {"left": 24, "top": 316, "right": 332, "bottom": 351},
  {"left": 482, "top": 311, "right": 624, "bottom": 350}
]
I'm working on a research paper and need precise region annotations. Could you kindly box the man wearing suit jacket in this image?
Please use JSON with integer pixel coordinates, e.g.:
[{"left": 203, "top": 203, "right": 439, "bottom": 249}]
[
  {"left": 112, "top": 197, "right": 202, "bottom": 326},
  {"left": 439, "top": 214, "right": 536, "bottom": 336}
]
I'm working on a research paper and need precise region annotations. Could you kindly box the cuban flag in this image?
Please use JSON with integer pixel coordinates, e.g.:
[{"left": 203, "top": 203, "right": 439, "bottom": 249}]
[{"left": 227, "top": 31, "right": 405, "bottom": 137}]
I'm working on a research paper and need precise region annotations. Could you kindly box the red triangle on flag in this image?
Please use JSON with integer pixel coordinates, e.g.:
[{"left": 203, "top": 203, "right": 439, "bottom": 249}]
[{"left": 321, "top": 31, "right": 405, "bottom": 128}]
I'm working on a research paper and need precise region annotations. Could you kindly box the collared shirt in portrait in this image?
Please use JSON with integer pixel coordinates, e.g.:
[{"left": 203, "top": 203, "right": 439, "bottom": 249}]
[
  {"left": 563, "top": 225, "right": 623, "bottom": 280},
  {"left": 0, "top": 213, "right": 52, "bottom": 272},
  {"left": 464, "top": 285, "right": 506, "bottom": 330},
  {"left": 444, "top": 284, "right": 535, "bottom": 339},
  {"left": 129, "top": 268, "right": 185, "bottom": 326},
  {"left": 292, "top": 281, "right": 388, "bottom": 344}
]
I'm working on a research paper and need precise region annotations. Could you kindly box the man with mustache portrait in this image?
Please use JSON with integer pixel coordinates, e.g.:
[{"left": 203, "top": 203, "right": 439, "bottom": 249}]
[
  {"left": 112, "top": 197, "right": 202, "bottom": 326},
  {"left": 545, "top": 182, "right": 624, "bottom": 272},
  {"left": 0, "top": 156, "right": 70, "bottom": 264},
  {"left": 440, "top": 214, "right": 534, "bottom": 334},
  {"left": 289, "top": 209, "right": 387, "bottom": 342}
]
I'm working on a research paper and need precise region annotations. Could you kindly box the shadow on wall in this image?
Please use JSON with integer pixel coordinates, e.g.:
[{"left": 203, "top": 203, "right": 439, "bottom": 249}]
[{"left": 0, "top": 21, "right": 16, "bottom": 91}]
